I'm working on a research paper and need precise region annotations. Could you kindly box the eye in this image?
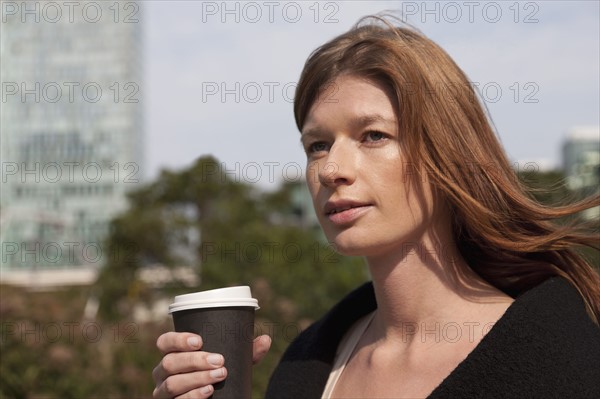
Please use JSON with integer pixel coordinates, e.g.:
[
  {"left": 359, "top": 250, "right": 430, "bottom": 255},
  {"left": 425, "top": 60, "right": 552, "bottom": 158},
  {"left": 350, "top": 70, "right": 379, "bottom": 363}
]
[
  {"left": 307, "top": 141, "right": 329, "bottom": 154},
  {"left": 364, "top": 131, "right": 387, "bottom": 142}
]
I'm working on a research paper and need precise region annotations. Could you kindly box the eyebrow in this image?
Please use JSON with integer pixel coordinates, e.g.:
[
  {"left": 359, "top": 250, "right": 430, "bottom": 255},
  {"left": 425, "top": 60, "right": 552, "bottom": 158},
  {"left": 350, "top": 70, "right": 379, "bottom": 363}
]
[
  {"left": 300, "top": 114, "right": 397, "bottom": 143},
  {"left": 351, "top": 114, "right": 396, "bottom": 130}
]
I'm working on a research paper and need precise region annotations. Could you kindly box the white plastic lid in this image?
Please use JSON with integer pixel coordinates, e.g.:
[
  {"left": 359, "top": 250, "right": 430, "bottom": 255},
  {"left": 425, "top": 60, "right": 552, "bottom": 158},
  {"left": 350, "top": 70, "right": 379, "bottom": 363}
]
[{"left": 168, "top": 286, "right": 259, "bottom": 313}]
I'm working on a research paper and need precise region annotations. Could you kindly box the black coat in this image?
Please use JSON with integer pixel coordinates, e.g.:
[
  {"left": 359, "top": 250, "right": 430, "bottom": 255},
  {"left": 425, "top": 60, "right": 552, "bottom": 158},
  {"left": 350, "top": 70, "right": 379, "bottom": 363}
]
[{"left": 265, "top": 276, "right": 600, "bottom": 398}]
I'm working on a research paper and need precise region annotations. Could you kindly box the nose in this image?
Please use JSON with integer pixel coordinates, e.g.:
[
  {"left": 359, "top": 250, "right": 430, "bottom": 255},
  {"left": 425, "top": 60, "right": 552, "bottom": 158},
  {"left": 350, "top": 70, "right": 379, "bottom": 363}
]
[{"left": 317, "top": 140, "right": 357, "bottom": 187}]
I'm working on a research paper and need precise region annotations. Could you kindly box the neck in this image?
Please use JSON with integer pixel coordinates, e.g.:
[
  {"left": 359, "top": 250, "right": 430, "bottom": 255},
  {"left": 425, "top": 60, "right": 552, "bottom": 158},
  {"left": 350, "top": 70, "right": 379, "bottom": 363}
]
[{"left": 365, "top": 233, "right": 512, "bottom": 346}]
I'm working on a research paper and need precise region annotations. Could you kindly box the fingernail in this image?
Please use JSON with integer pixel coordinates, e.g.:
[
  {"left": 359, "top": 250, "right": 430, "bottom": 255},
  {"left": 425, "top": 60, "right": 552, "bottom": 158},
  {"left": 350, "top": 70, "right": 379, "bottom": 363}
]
[
  {"left": 187, "top": 336, "right": 200, "bottom": 348},
  {"left": 207, "top": 354, "right": 223, "bottom": 366},
  {"left": 210, "top": 368, "right": 225, "bottom": 378},
  {"left": 201, "top": 385, "right": 213, "bottom": 395}
]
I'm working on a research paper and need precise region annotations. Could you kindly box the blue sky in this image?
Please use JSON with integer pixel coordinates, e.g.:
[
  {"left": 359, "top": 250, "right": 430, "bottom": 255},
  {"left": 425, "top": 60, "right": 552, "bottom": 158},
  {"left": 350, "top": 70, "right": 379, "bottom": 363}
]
[{"left": 143, "top": 1, "right": 599, "bottom": 187}]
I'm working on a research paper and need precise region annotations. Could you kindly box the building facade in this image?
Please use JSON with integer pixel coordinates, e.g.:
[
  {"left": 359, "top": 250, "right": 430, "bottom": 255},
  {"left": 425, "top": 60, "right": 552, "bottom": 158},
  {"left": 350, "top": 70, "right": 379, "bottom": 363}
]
[
  {"left": 1, "top": 1, "right": 143, "bottom": 271},
  {"left": 562, "top": 126, "right": 600, "bottom": 220},
  {"left": 563, "top": 126, "right": 600, "bottom": 191}
]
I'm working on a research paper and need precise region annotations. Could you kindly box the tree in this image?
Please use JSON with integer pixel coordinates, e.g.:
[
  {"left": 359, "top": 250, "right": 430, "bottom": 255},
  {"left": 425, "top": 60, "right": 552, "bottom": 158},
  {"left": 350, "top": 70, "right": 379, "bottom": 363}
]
[{"left": 94, "top": 155, "right": 368, "bottom": 396}]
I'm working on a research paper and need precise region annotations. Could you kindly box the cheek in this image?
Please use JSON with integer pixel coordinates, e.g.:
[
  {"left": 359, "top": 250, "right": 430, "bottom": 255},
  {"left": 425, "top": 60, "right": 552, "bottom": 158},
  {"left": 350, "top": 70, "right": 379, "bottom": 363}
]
[
  {"left": 393, "top": 174, "right": 437, "bottom": 224},
  {"left": 366, "top": 154, "right": 407, "bottom": 195},
  {"left": 305, "top": 162, "right": 319, "bottom": 195},
  {"left": 306, "top": 162, "right": 324, "bottom": 220},
  {"left": 370, "top": 159, "right": 431, "bottom": 222}
]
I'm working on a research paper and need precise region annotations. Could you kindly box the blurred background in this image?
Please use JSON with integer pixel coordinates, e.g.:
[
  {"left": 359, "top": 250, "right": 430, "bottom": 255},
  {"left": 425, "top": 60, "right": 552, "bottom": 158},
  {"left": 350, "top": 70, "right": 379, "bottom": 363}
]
[{"left": 1, "top": 1, "right": 598, "bottom": 397}]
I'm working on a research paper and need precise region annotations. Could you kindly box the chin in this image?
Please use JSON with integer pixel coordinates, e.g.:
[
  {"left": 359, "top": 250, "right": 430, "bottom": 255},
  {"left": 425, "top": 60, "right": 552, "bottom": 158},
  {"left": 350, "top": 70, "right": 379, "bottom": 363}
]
[
  {"left": 330, "top": 243, "right": 366, "bottom": 257},
  {"left": 324, "top": 227, "right": 420, "bottom": 259},
  {"left": 325, "top": 230, "right": 381, "bottom": 257}
]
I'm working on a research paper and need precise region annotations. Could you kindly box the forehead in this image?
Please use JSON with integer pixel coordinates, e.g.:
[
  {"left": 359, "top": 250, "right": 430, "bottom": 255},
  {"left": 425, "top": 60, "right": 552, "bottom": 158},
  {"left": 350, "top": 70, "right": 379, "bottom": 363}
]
[{"left": 302, "top": 75, "right": 397, "bottom": 133}]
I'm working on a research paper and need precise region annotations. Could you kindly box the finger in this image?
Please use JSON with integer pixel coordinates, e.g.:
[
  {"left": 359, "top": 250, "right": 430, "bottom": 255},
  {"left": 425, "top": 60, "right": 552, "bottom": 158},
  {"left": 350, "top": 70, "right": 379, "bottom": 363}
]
[
  {"left": 156, "top": 332, "right": 203, "bottom": 354},
  {"left": 252, "top": 335, "right": 272, "bottom": 365},
  {"left": 174, "top": 385, "right": 214, "bottom": 399},
  {"left": 153, "top": 351, "right": 225, "bottom": 384},
  {"left": 153, "top": 368, "right": 226, "bottom": 399}
]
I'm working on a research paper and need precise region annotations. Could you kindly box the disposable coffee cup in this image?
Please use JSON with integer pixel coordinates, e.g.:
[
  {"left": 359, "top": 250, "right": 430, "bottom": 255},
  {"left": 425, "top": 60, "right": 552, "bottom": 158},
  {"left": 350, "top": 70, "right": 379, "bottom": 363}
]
[{"left": 169, "top": 286, "right": 259, "bottom": 399}]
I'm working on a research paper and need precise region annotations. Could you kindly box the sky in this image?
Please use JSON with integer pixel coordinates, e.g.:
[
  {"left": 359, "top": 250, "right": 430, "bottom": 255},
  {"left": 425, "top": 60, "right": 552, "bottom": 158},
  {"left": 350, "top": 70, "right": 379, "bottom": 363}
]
[{"left": 143, "top": 1, "right": 600, "bottom": 188}]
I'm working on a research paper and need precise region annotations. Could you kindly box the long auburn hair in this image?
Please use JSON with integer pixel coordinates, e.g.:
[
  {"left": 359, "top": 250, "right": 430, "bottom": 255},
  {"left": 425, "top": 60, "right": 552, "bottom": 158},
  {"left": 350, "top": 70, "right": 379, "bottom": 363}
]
[{"left": 294, "top": 16, "right": 600, "bottom": 325}]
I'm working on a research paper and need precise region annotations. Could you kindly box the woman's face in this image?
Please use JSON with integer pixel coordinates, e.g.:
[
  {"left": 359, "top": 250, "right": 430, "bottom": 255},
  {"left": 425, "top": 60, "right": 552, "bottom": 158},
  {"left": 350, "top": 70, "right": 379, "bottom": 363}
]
[{"left": 301, "top": 75, "right": 441, "bottom": 258}]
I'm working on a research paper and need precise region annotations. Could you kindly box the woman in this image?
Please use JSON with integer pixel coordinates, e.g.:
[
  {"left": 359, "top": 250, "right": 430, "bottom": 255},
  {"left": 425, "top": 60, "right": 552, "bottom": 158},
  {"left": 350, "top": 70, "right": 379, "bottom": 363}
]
[{"left": 152, "top": 16, "right": 600, "bottom": 398}]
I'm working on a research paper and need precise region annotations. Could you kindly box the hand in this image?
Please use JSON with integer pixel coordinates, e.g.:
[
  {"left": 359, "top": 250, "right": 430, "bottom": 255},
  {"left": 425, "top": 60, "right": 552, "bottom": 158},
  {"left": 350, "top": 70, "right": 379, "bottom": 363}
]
[{"left": 152, "top": 332, "right": 272, "bottom": 399}]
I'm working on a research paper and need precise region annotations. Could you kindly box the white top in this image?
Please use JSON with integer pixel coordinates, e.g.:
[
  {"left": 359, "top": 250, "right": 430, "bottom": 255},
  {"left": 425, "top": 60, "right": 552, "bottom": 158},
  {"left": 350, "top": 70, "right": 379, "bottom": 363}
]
[
  {"left": 168, "top": 286, "right": 259, "bottom": 313},
  {"left": 321, "top": 311, "right": 376, "bottom": 398}
]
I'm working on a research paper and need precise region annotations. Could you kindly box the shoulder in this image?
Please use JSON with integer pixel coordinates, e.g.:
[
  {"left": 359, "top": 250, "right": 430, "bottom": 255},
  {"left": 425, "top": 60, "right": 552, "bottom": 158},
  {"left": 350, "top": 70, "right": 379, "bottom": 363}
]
[
  {"left": 505, "top": 276, "right": 600, "bottom": 349},
  {"left": 431, "top": 276, "right": 600, "bottom": 398},
  {"left": 265, "top": 282, "right": 376, "bottom": 399}
]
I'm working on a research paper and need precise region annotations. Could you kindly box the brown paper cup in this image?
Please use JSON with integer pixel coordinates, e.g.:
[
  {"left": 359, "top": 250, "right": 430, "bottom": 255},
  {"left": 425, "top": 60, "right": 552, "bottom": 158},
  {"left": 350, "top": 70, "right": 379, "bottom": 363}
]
[{"left": 169, "top": 286, "right": 259, "bottom": 399}]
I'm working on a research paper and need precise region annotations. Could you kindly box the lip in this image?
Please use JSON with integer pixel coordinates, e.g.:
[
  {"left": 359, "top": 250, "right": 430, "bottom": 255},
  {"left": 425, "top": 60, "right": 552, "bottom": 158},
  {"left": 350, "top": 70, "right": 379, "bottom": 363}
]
[{"left": 324, "top": 200, "right": 373, "bottom": 225}]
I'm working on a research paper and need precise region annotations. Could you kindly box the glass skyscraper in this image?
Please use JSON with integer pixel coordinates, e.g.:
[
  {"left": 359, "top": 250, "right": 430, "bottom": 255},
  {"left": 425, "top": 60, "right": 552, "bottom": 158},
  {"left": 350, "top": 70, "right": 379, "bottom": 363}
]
[
  {"left": 563, "top": 126, "right": 600, "bottom": 192},
  {"left": 1, "top": 1, "right": 143, "bottom": 272}
]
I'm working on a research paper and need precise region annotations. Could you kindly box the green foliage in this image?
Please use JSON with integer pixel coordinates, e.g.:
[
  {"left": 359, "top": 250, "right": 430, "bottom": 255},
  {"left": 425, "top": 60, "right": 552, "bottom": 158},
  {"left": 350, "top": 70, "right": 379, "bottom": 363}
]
[
  {"left": 90, "top": 155, "right": 368, "bottom": 397},
  {"left": 0, "top": 284, "right": 167, "bottom": 398},
  {"left": 6, "top": 163, "right": 595, "bottom": 398},
  {"left": 2, "top": 155, "right": 362, "bottom": 398}
]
